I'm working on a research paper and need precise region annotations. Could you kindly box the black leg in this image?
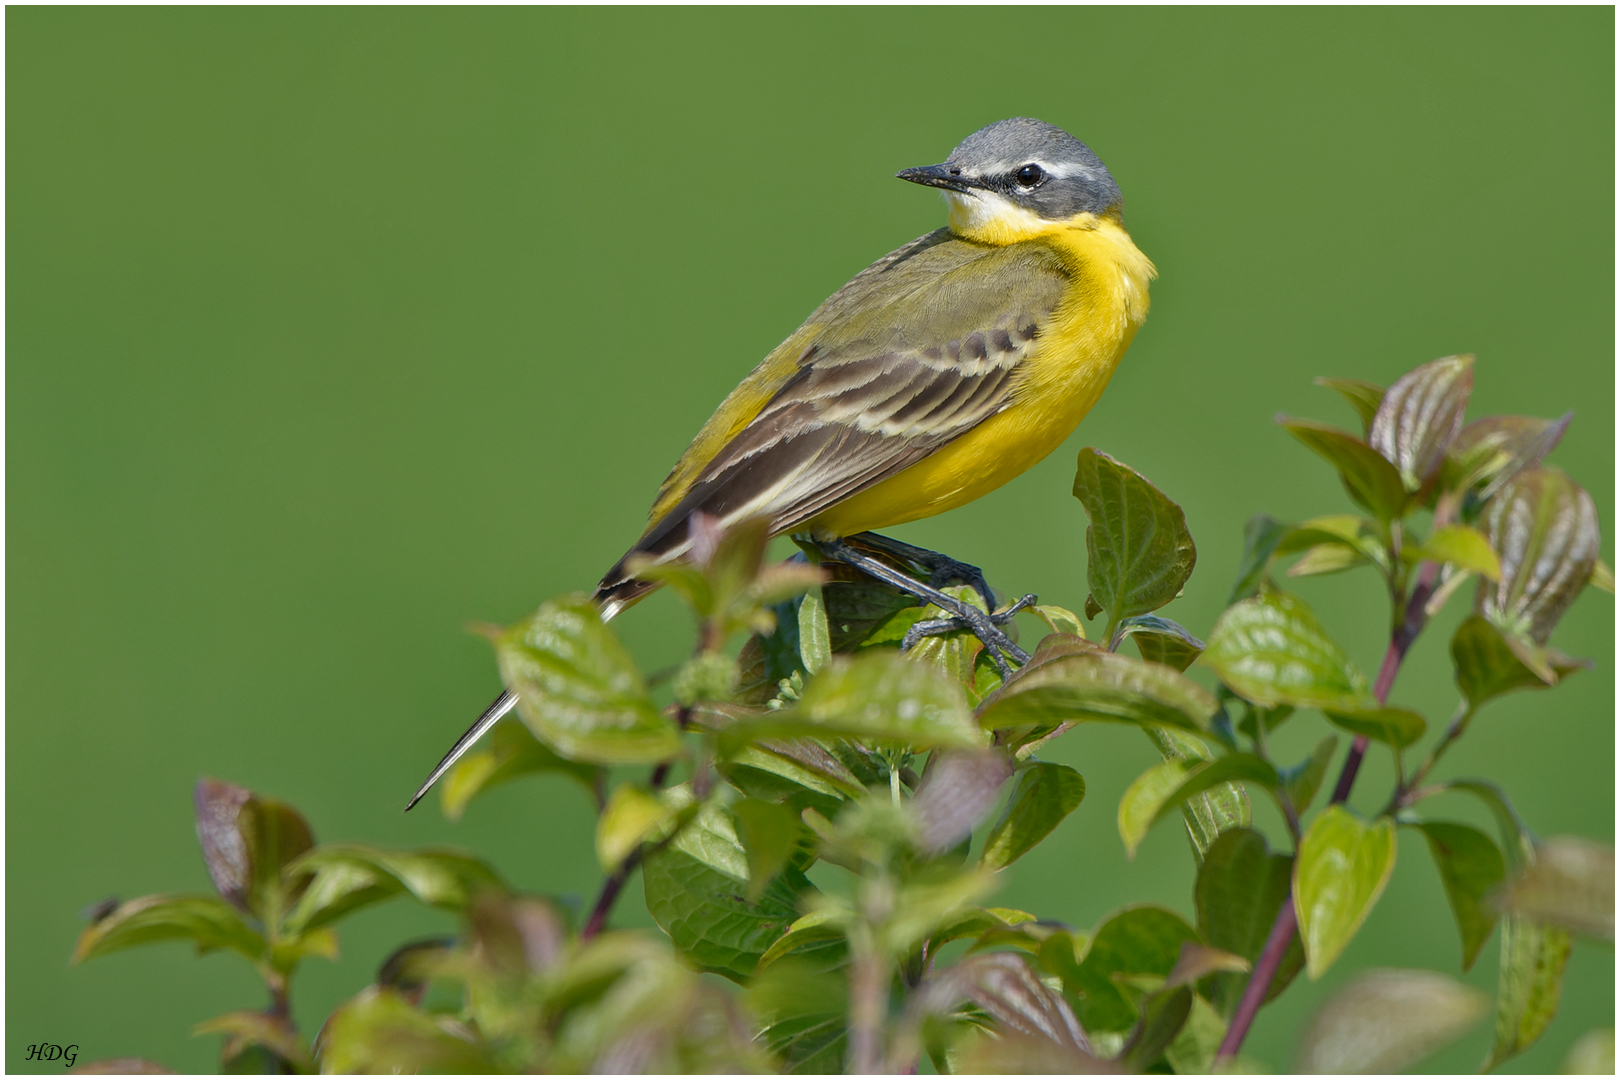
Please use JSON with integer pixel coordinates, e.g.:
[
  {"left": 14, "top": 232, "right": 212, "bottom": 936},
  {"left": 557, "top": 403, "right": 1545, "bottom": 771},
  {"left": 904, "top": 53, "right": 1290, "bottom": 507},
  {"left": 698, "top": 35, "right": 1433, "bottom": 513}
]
[{"left": 811, "top": 535, "right": 1036, "bottom": 677}]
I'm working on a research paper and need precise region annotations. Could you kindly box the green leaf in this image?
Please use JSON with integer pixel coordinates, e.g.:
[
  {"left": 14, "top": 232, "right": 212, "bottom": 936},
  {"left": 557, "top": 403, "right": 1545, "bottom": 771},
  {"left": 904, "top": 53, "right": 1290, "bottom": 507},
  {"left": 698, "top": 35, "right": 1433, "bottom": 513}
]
[
  {"left": 1406, "top": 523, "right": 1502, "bottom": 580},
  {"left": 1590, "top": 557, "right": 1615, "bottom": 594},
  {"left": 643, "top": 802, "right": 840, "bottom": 981},
  {"left": 1296, "top": 968, "right": 1487, "bottom": 1073},
  {"left": 1441, "top": 412, "right": 1570, "bottom": 500},
  {"left": 721, "top": 651, "right": 983, "bottom": 756},
  {"left": 1321, "top": 704, "right": 1427, "bottom": 749},
  {"left": 1145, "top": 727, "right": 1251, "bottom": 862},
  {"left": 981, "top": 763, "right": 1086, "bottom": 871},
  {"left": 1031, "top": 604, "right": 1087, "bottom": 638},
  {"left": 1277, "top": 514, "right": 1392, "bottom": 576},
  {"left": 1477, "top": 467, "right": 1602, "bottom": 644},
  {"left": 865, "top": 586, "right": 992, "bottom": 693},
  {"left": 733, "top": 798, "right": 805, "bottom": 902},
  {"left": 317, "top": 987, "right": 494, "bottom": 1074},
  {"left": 1451, "top": 614, "right": 1588, "bottom": 707},
  {"left": 718, "top": 740, "right": 865, "bottom": 815},
  {"left": 1068, "top": 905, "right": 1201, "bottom": 1034},
  {"left": 1279, "top": 416, "right": 1409, "bottom": 521},
  {"left": 1483, "top": 915, "right": 1573, "bottom": 1071},
  {"left": 1196, "top": 829, "right": 1304, "bottom": 1015},
  {"left": 977, "top": 649, "right": 1218, "bottom": 737},
  {"left": 1367, "top": 354, "right": 1474, "bottom": 491},
  {"left": 1497, "top": 836, "right": 1615, "bottom": 941},
  {"left": 440, "top": 718, "right": 600, "bottom": 822},
  {"left": 596, "top": 784, "right": 672, "bottom": 872},
  {"left": 1164, "top": 991, "right": 1229, "bottom": 1075},
  {"left": 1294, "top": 807, "right": 1397, "bottom": 978},
  {"left": 495, "top": 594, "right": 681, "bottom": 765},
  {"left": 1286, "top": 541, "right": 1370, "bottom": 578},
  {"left": 1442, "top": 779, "right": 1536, "bottom": 866},
  {"left": 1409, "top": 820, "right": 1506, "bottom": 971},
  {"left": 761, "top": 1013, "right": 847, "bottom": 1074},
  {"left": 1071, "top": 447, "right": 1197, "bottom": 631},
  {"left": 1120, "top": 984, "right": 1192, "bottom": 1072},
  {"left": 71, "top": 894, "right": 264, "bottom": 965},
  {"left": 1115, "top": 614, "right": 1204, "bottom": 671},
  {"left": 1277, "top": 735, "right": 1338, "bottom": 815},
  {"left": 882, "top": 868, "right": 997, "bottom": 955},
  {"left": 1120, "top": 753, "right": 1281, "bottom": 858},
  {"left": 1229, "top": 514, "right": 1294, "bottom": 603},
  {"left": 1201, "top": 591, "right": 1369, "bottom": 709},
  {"left": 1314, "top": 376, "right": 1385, "bottom": 433},
  {"left": 284, "top": 845, "right": 504, "bottom": 933}
]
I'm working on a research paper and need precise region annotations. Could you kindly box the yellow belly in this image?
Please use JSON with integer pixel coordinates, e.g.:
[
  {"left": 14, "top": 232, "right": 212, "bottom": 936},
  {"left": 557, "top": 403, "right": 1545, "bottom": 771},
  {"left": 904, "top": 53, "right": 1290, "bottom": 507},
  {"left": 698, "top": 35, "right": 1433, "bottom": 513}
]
[{"left": 807, "top": 215, "right": 1152, "bottom": 538}]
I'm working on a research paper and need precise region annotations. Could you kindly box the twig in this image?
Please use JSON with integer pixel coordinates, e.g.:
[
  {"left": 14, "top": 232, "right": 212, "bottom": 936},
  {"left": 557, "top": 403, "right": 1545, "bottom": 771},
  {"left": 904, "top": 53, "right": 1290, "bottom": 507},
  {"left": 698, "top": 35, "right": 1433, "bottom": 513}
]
[{"left": 1214, "top": 562, "right": 1439, "bottom": 1065}]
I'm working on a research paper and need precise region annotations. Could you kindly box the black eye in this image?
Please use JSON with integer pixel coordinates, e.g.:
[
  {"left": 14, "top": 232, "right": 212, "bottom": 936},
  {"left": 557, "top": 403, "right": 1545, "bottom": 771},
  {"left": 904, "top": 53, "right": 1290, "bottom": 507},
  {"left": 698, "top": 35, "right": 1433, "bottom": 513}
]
[{"left": 1015, "top": 163, "right": 1045, "bottom": 187}]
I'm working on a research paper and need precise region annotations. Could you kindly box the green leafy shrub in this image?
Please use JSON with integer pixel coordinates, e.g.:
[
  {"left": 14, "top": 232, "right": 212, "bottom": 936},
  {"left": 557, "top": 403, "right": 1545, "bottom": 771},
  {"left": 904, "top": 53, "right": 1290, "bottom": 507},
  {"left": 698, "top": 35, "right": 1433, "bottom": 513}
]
[{"left": 72, "top": 356, "right": 1612, "bottom": 1073}]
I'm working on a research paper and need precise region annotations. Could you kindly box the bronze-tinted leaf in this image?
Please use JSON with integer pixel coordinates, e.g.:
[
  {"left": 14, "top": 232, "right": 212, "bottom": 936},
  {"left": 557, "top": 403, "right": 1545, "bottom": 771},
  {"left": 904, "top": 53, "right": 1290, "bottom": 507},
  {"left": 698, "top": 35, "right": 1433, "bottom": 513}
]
[
  {"left": 1368, "top": 354, "right": 1473, "bottom": 491},
  {"left": 1496, "top": 836, "right": 1614, "bottom": 941},
  {"left": 1442, "top": 412, "right": 1570, "bottom": 500},
  {"left": 1476, "top": 467, "right": 1601, "bottom": 644},
  {"left": 1296, "top": 968, "right": 1486, "bottom": 1073}
]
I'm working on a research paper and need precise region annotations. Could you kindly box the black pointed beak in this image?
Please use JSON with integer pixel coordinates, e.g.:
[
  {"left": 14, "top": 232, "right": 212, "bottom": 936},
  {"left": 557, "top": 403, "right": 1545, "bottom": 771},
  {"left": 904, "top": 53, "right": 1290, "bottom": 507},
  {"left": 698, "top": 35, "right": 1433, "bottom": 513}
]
[{"left": 896, "top": 163, "right": 980, "bottom": 194}]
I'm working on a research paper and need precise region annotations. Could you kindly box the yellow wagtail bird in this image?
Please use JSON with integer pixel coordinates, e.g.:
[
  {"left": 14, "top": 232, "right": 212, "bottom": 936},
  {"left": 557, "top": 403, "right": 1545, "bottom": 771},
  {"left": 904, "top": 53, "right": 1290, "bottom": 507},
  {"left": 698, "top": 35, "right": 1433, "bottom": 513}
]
[{"left": 407, "top": 117, "right": 1155, "bottom": 809}]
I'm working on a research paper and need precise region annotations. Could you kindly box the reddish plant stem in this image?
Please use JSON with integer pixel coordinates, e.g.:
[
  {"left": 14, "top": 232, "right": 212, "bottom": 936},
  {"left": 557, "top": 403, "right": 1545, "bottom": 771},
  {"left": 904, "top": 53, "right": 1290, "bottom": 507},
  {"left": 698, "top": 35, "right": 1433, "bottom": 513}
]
[
  {"left": 1214, "top": 565, "right": 1439, "bottom": 1064},
  {"left": 581, "top": 850, "right": 642, "bottom": 940}
]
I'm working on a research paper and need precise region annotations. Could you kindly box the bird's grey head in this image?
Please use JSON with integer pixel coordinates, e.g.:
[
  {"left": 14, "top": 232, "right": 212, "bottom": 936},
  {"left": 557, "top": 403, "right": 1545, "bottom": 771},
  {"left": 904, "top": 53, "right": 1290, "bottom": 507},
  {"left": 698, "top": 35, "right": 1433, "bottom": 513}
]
[{"left": 897, "top": 118, "right": 1123, "bottom": 228}]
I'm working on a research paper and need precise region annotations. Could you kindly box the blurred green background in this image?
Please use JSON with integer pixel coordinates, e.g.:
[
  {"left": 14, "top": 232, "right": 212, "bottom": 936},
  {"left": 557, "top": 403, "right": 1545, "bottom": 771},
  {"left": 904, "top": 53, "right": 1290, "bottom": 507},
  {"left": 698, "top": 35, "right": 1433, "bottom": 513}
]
[{"left": 8, "top": 7, "right": 1612, "bottom": 1073}]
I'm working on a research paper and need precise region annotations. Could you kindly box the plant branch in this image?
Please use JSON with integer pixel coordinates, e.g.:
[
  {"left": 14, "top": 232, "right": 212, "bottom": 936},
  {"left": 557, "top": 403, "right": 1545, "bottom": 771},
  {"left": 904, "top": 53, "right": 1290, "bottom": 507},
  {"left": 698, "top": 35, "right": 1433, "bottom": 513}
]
[{"left": 1215, "top": 560, "right": 1440, "bottom": 1065}]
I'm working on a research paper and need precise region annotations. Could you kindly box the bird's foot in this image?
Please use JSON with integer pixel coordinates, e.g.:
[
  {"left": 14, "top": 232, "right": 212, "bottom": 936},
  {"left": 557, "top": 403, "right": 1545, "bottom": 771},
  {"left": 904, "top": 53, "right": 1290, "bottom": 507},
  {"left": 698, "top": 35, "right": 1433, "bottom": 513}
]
[
  {"left": 812, "top": 535, "right": 1035, "bottom": 678},
  {"left": 899, "top": 593, "right": 1038, "bottom": 678}
]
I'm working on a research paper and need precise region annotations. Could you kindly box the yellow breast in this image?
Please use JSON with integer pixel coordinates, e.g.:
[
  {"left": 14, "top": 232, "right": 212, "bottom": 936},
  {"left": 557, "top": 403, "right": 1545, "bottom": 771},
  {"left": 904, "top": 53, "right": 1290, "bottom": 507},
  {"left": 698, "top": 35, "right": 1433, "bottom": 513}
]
[{"left": 806, "top": 212, "right": 1155, "bottom": 539}]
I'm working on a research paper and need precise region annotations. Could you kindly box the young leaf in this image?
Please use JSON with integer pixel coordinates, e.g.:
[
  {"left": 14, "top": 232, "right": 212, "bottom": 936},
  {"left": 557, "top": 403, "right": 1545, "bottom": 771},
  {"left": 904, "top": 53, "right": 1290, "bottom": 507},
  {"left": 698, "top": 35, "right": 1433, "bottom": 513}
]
[
  {"left": 194, "top": 1011, "right": 312, "bottom": 1074},
  {"left": 1118, "top": 757, "right": 1200, "bottom": 859},
  {"left": 643, "top": 802, "right": 840, "bottom": 981},
  {"left": 1114, "top": 614, "right": 1205, "bottom": 671},
  {"left": 1071, "top": 447, "right": 1197, "bottom": 630},
  {"left": 796, "top": 576, "right": 831, "bottom": 675},
  {"left": 1483, "top": 915, "right": 1573, "bottom": 1071},
  {"left": 1164, "top": 991, "right": 1229, "bottom": 1074},
  {"left": 977, "top": 649, "right": 1218, "bottom": 737},
  {"left": 1229, "top": 514, "right": 1294, "bottom": 602},
  {"left": 440, "top": 719, "right": 601, "bottom": 822},
  {"left": 1321, "top": 704, "right": 1427, "bottom": 749},
  {"left": 283, "top": 845, "right": 505, "bottom": 933},
  {"left": 1286, "top": 542, "right": 1369, "bottom": 578},
  {"left": 1277, "top": 735, "right": 1338, "bottom": 815},
  {"left": 980, "top": 762, "right": 1086, "bottom": 872},
  {"left": 1590, "top": 557, "right": 1615, "bottom": 594},
  {"left": 596, "top": 784, "right": 672, "bottom": 872},
  {"left": 1296, "top": 968, "right": 1486, "bottom": 1074},
  {"left": 1406, "top": 523, "right": 1502, "bottom": 580},
  {"left": 1476, "top": 467, "right": 1601, "bottom": 644},
  {"left": 1276, "top": 514, "right": 1391, "bottom": 575},
  {"left": 71, "top": 894, "right": 265, "bottom": 965},
  {"left": 495, "top": 594, "right": 681, "bottom": 765},
  {"left": 1068, "top": 905, "right": 1201, "bottom": 1034},
  {"left": 1145, "top": 727, "right": 1251, "bottom": 861},
  {"left": 1195, "top": 829, "right": 1304, "bottom": 1014},
  {"left": 1451, "top": 614, "right": 1588, "bottom": 706},
  {"left": 1412, "top": 820, "right": 1507, "bottom": 970},
  {"left": 1442, "top": 412, "right": 1571, "bottom": 500},
  {"left": 1278, "top": 416, "right": 1409, "bottom": 521},
  {"left": 1497, "top": 836, "right": 1615, "bottom": 941},
  {"left": 1120, "top": 753, "right": 1281, "bottom": 858},
  {"left": 721, "top": 651, "right": 983, "bottom": 755},
  {"left": 1294, "top": 807, "right": 1397, "bottom": 978},
  {"left": 915, "top": 951, "right": 1089, "bottom": 1053},
  {"left": 1314, "top": 376, "right": 1384, "bottom": 433},
  {"left": 1367, "top": 354, "right": 1474, "bottom": 491},
  {"left": 908, "top": 750, "right": 1013, "bottom": 854},
  {"left": 1201, "top": 591, "right": 1370, "bottom": 709}
]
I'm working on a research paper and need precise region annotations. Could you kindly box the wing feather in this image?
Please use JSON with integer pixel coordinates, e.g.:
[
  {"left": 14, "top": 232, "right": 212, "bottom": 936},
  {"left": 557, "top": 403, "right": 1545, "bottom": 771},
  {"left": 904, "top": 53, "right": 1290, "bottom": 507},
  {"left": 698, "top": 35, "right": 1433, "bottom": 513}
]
[{"left": 598, "top": 229, "right": 1070, "bottom": 600}]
